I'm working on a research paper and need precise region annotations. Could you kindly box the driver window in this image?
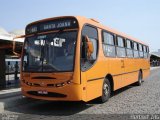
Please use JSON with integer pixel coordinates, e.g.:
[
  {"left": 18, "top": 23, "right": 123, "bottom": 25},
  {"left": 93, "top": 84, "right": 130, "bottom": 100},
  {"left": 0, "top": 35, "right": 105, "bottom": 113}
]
[{"left": 81, "top": 25, "right": 98, "bottom": 71}]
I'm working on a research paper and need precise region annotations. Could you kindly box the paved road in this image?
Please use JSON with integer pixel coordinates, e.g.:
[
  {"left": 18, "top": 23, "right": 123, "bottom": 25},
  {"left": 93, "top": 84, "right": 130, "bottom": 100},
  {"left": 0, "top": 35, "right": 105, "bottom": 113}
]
[{"left": 1, "top": 68, "right": 160, "bottom": 120}]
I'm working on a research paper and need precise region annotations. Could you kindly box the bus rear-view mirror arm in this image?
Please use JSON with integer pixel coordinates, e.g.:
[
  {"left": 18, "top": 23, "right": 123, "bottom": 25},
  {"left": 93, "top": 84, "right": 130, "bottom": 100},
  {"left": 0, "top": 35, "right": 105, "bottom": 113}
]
[{"left": 13, "top": 35, "right": 26, "bottom": 58}]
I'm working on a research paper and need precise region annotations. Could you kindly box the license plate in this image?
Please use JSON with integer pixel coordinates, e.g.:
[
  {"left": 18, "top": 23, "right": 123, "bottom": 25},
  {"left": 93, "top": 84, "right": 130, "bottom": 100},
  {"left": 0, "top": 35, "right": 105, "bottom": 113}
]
[{"left": 37, "top": 91, "right": 48, "bottom": 95}]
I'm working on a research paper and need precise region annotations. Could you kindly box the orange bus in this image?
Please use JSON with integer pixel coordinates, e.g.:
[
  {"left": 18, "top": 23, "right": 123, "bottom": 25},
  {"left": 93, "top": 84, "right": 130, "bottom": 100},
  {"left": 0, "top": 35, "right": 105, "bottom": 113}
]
[{"left": 18, "top": 16, "right": 150, "bottom": 102}]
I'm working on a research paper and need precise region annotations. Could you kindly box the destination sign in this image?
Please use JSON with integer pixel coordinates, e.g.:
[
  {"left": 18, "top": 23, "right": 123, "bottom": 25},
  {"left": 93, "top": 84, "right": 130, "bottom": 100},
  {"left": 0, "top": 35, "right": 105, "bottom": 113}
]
[{"left": 26, "top": 18, "right": 78, "bottom": 35}]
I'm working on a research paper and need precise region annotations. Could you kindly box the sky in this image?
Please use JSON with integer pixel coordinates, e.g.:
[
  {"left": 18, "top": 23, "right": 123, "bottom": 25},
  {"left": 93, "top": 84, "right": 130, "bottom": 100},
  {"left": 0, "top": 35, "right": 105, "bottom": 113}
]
[{"left": 0, "top": 0, "right": 160, "bottom": 52}]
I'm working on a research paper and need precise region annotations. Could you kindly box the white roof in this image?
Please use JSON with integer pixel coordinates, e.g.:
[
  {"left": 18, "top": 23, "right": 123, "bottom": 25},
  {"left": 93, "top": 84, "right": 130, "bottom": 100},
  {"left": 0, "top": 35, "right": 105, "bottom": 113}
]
[
  {"left": 0, "top": 27, "right": 24, "bottom": 42},
  {"left": 10, "top": 29, "right": 25, "bottom": 36},
  {"left": 0, "top": 27, "right": 10, "bottom": 35},
  {"left": 0, "top": 27, "right": 13, "bottom": 40},
  {"left": 150, "top": 52, "right": 160, "bottom": 58},
  {"left": 10, "top": 29, "right": 25, "bottom": 42}
]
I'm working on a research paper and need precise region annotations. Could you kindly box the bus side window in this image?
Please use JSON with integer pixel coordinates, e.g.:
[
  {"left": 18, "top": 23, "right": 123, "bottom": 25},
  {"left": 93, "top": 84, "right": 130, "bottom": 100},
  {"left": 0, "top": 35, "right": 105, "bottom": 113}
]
[
  {"left": 143, "top": 46, "right": 147, "bottom": 58},
  {"left": 81, "top": 25, "right": 98, "bottom": 71},
  {"left": 126, "top": 39, "right": 133, "bottom": 58},
  {"left": 102, "top": 31, "right": 116, "bottom": 57},
  {"left": 116, "top": 36, "right": 126, "bottom": 57},
  {"left": 139, "top": 44, "right": 144, "bottom": 58},
  {"left": 133, "top": 42, "right": 139, "bottom": 58},
  {"left": 147, "top": 46, "right": 149, "bottom": 58}
]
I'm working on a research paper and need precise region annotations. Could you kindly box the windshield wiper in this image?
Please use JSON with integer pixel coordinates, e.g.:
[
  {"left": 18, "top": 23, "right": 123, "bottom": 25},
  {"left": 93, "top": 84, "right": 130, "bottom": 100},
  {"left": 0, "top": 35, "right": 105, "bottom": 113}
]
[{"left": 43, "top": 64, "right": 60, "bottom": 71}]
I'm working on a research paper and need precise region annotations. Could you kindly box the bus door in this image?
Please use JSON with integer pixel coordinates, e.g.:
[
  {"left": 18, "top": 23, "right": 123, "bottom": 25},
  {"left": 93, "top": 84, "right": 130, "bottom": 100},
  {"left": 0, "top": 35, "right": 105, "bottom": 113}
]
[{"left": 80, "top": 25, "right": 104, "bottom": 101}]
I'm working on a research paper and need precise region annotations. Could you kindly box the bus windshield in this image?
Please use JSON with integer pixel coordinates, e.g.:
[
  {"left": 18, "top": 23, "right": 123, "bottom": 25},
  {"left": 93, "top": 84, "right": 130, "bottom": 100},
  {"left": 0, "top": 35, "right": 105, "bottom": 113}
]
[{"left": 22, "top": 31, "right": 77, "bottom": 72}]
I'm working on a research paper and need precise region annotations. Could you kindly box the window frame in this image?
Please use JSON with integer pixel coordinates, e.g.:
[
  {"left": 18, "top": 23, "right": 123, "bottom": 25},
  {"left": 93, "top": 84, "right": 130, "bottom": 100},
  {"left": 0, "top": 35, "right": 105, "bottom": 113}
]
[
  {"left": 147, "top": 46, "right": 150, "bottom": 58},
  {"left": 138, "top": 43, "right": 144, "bottom": 58},
  {"left": 133, "top": 42, "right": 140, "bottom": 58},
  {"left": 100, "top": 29, "right": 149, "bottom": 59},
  {"left": 126, "top": 39, "right": 132, "bottom": 49},
  {"left": 101, "top": 30, "right": 116, "bottom": 58},
  {"left": 80, "top": 24, "right": 99, "bottom": 72},
  {"left": 116, "top": 36, "right": 126, "bottom": 58},
  {"left": 126, "top": 39, "right": 134, "bottom": 58},
  {"left": 116, "top": 36, "right": 126, "bottom": 48},
  {"left": 102, "top": 30, "right": 115, "bottom": 46},
  {"left": 143, "top": 45, "right": 148, "bottom": 59}
]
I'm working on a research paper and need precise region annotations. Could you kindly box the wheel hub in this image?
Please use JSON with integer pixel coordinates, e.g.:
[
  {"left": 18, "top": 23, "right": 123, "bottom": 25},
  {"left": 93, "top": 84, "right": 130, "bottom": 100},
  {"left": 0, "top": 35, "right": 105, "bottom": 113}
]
[{"left": 103, "top": 83, "right": 109, "bottom": 96}]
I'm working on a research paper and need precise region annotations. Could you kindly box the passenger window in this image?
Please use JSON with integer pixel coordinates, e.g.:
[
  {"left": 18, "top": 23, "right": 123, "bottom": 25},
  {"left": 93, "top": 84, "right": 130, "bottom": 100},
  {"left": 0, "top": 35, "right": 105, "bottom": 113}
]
[
  {"left": 134, "top": 42, "right": 138, "bottom": 50},
  {"left": 126, "top": 40, "right": 132, "bottom": 49},
  {"left": 116, "top": 36, "right": 126, "bottom": 57},
  {"left": 139, "top": 44, "right": 143, "bottom": 51},
  {"left": 126, "top": 39, "right": 133, "bottom": 58},
  {"left": 139, "top": 44, "right": 144, "bottom": 58},
  {"left": 117, "top": 37, "right": 125, "bottom": 47},
  {"left": 102, "top": 31, "right": 116, "bottom": 57},
  {"left": 103, "top": 32, "right": 114, "bottom": 45},
  {"left": 146, "top": 46, "right": 149, "bottom": 58},
  {"left": 143, "top": 46, "right": 147, "bottom": 58},
  {"left": 147, "top": 47, "right": 149, "bottom": 53},
  {"left": 133, "top": 42, "right": 139, "bottom": 58},
  {"left": 81, "top": 25, "right": 98, "bottom": 71},
  {"left": 143, "top": 46, "right": 146, "bottom": 52}
]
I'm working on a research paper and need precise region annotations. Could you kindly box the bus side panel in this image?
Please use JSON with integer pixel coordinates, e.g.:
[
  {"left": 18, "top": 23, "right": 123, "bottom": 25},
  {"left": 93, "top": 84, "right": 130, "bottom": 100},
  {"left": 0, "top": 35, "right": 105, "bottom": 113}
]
[
  {"left": 143, "top": 59, "right": 150, "bottom": 80},
  {"left": 113, "top": 76, "right": 124, "bottom": 90},
  {"left": 86, "top": 79, "right": 103, "bottom": 101},
  {"left": 109, "top": 58, "right": 124, "bottom": 91},
  {"left": 123, "top": 58, "right": 138, "bottom": 86},
  {"left": 124, "top": 71, "right": 139, "bottom": 86},
  {"left": 81, "top": 71, "right": 87, "bottom": 102}
]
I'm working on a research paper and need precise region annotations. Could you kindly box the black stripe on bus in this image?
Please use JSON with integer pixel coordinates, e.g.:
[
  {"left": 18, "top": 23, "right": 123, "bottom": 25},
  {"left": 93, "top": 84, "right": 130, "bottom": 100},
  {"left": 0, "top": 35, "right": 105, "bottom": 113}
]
[
  {"left": 87, "top": 77, "right": 104, "bottom": 82},
  {"left": 87, "top": 68, "right": 150, "bottom": 82},
  {"left": 143, "top": 68, "right": 150, "bottom": 71},
  {"left": 113, "top": 70, "right": 139, "bottom": 77}
]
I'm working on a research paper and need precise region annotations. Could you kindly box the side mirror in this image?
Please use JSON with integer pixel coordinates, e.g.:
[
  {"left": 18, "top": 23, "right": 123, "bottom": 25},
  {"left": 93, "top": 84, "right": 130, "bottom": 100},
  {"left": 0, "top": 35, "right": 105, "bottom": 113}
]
[{"left": 85, "top": 36, "right": 94, "bottom": 58}]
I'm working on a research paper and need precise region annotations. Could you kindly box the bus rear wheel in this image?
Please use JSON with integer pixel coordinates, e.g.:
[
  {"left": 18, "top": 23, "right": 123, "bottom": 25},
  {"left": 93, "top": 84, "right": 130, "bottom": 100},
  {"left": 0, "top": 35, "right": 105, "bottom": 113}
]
[
  {"left": 136, "top": 71, "right": 143, "bottom": 86},
  {"left": 99, "top": 78, "right": 111, "bottom": 103}
]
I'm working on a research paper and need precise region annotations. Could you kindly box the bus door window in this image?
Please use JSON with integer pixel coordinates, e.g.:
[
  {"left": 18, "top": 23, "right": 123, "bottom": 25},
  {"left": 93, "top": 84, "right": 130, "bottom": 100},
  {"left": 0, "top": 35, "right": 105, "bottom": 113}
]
[{"left": 81, "top": 25, "right": 98, "bottom": 71}]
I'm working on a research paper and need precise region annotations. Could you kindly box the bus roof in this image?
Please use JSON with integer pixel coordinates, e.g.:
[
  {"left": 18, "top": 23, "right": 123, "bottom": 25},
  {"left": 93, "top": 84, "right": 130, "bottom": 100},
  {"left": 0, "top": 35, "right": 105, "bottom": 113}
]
[{"left": 27, "top": 16, "right": 148, "bottom": 46}]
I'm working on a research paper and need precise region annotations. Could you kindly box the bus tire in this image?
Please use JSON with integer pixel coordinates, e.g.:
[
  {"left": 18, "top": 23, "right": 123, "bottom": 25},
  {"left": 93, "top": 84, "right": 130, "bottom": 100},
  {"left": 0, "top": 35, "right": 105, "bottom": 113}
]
[
  {"left": 136, "top": 71, "right": 142, "bottom": 86},
  {"left": 99, "top": 78, "right": 111, "bottom": 103}
]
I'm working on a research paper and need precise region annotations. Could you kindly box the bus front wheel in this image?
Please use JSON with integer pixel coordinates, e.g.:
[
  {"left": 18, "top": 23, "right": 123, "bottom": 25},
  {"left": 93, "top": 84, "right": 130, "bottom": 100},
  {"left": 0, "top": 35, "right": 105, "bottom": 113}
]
[{"left": 99, "top": 78, "right": 111, "bottom": 103}]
